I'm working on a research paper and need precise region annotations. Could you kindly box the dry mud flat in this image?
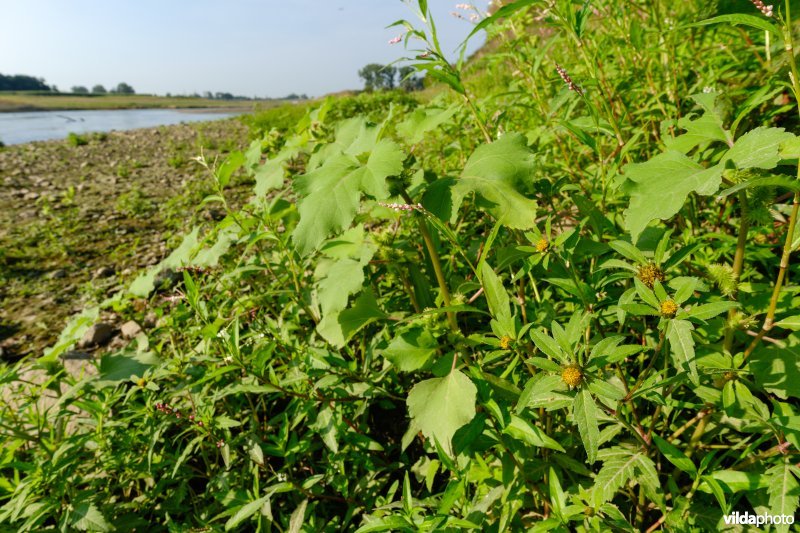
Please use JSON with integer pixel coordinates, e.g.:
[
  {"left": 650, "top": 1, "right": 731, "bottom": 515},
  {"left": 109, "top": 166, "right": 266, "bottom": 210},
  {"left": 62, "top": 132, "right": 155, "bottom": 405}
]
[{"left": 0, "top": 118, "right": 251, "bottom": 360}]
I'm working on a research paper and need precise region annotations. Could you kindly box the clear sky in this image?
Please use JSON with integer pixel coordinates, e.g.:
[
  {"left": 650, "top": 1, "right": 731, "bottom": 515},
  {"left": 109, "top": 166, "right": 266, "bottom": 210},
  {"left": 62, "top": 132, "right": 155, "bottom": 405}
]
[{"left": 0, "top": 0, "right": 487, "bottom": 98}]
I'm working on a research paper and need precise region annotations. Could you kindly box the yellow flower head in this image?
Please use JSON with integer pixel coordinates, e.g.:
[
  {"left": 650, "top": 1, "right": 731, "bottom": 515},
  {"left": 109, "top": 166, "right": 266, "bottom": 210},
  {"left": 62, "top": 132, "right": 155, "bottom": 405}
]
[
  {"left": 660, "top": 299, "right": 678, "bottom": 318},
  {"left": 499, "top": 336, "right": 513, "bottom": 350},
  {"left": 561, "top": 364, "right": 583, "bottom": 388},
  {"left": 535, "top": 238, "right": 550, "bottom": 253},
  {"left": 637, "top": 263, "right": 665, "bottom": 288}
]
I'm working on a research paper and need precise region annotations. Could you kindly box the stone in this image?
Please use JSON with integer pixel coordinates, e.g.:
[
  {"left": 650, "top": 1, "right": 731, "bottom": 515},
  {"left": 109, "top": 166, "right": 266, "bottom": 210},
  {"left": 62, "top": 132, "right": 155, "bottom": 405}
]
[
  {"left": 93, "top": 266, "right": 115, "bottom": 279},
  {"left": 120, "top": 320, "right": 143, "bottom": 339},
  {"left": 77, "top": 323, "right": 115, "bottom": 348},
  {"left": 49, "top": 269, "right": 67, "bottom": 279},
  {"left": 143, "top": 312, "right": 158, "bottom": 328}
]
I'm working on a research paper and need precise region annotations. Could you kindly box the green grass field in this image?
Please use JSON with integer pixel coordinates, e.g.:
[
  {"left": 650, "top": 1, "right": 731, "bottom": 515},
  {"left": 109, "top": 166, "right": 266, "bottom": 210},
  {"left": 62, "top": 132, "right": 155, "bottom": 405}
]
[{"left": 0, "top": 92, "right": 287, "bottom": 112}]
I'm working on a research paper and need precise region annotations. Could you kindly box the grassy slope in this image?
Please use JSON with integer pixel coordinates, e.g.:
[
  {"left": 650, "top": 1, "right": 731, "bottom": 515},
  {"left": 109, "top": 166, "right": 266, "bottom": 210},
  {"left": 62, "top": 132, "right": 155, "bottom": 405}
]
[{"left": 0, "top": 93, "right": 292, "bottom": 112}]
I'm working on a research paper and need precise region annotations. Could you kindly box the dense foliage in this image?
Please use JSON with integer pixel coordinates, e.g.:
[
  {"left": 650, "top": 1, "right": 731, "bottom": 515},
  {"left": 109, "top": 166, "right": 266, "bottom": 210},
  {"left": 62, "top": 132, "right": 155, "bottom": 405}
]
[{"left": 2, "top": 1, "right": 800, "bottom": 531}]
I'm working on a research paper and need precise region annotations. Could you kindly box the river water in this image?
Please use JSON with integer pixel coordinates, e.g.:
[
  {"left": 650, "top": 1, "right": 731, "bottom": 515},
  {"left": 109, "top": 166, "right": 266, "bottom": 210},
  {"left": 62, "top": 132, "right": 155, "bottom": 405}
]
[{"left": 0, "top": 108, "right": 241, "bottom": 145}]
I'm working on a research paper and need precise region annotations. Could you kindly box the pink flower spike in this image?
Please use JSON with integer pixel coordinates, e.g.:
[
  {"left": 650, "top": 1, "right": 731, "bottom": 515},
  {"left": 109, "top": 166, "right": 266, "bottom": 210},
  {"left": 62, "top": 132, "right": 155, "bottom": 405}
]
[{"left": 388, "top": 34, "right": 403, "bottom": 45}]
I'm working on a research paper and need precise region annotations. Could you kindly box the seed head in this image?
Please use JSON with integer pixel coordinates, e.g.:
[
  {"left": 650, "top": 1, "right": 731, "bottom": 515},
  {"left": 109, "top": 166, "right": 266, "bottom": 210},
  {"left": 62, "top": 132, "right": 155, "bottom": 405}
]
[
  {"left": 499, "top": 336, "right": 512, "bottom": 350},
  {"left": 535, "top": 238, "right": 550, "bottom": 253},
  {"left": 751, "top": 0, "right": 774, "bottom": 17},
  {"left": 555, "top": 63, "right": 583, "bottom": 95},
  {"left": 637, "top": 263, "right": 665, "bottom": 289},
  {"left": 660, "top": 300, "right": 678, "bottom": 318},
  {"left": 561, "top": 365, "right": 583, "bottom": 388}
]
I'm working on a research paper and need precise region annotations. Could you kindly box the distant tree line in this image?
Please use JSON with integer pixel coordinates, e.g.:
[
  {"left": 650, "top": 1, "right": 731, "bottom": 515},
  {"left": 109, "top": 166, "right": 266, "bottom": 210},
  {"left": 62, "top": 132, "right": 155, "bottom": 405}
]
[
  {"left": 0, "top": 73, "right": 51, "bottom": 91},
  {"left": 358, "top": 64, "right": 424, "bottom": 92},
  {"left": 70, "top": 83, "right": 134, "bottom": 95}
]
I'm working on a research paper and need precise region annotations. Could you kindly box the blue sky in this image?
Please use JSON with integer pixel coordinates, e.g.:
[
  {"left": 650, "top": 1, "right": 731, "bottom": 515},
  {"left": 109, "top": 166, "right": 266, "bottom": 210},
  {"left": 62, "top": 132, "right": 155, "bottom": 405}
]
[{"left": 0, "top": 0, "right": 487, "bottom": 98}]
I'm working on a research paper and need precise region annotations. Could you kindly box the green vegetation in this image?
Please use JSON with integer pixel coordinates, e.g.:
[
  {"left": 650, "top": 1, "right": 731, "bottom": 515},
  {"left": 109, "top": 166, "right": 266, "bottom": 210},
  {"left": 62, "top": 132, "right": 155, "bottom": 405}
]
[
  {"left": 2, "top": 1, "right": 800, "bottom": 532},
  {"left": 0, "top": 93, "right": 280, "bottom": 112}
]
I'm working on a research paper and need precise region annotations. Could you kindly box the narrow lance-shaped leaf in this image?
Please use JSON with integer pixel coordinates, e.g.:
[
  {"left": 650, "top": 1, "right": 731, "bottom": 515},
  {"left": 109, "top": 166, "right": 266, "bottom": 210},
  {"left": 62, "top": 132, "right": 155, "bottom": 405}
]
[{"left": 574, "top": 388, "right": 600, "bottom": 463}]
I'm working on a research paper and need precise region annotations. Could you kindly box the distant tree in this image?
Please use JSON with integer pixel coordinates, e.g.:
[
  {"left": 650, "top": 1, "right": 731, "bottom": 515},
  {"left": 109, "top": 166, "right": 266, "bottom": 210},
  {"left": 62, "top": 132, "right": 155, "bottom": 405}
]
[
  {"left": 71, "top": 86, "right": 89, "bottom": 94},
  {"left": 204, "top": 91, "right": 214, "bottom": 99},
  {"left": 215, "top": 92, "right": 234, "bottom": 100},
  {"left": 398, "top": 66, "right": 424, "bottom": 92},
  {"left": 112, "top": 82, "right": 135, "bottom": 94},
  {"left": 0, "top": 73, "right": 51, "bottom": 91},
  {"left": 92, "top": 84, "right": 107, "bottom": 94},
  {"left": 358, "top": 63, "right": 396, "bottom": 91}
]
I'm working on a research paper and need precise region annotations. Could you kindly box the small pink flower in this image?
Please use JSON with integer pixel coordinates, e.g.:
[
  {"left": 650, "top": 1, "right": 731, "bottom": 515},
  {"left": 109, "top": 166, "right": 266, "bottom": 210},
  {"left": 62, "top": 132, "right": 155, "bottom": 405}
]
[{"left": 388, "top": 35, "right": 403, "bottom": 45}]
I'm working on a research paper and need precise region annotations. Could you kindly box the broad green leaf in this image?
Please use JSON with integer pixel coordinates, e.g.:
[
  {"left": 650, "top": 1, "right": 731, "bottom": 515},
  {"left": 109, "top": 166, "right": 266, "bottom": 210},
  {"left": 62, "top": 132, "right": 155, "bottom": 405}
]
[
  {"left": 587, "top": 378, "right": 625, "bottom": 402},
  {"left": 396, "top": 105, "right": 458, "bottom": 144},
  {"left": 316, "top": 258, "right": 365, "bottom": 316},
  {"left": 317, "top": 291, "right": 386, "bottom": 347},
  {"left": 382, "top": 328, "right": 438, "bottom": 372},
  {"left": 623, "top": 151, "right": 724, "bottom": 242},
  {"left": 573, "top": 389, "right": 600, "bottom": 463},
  {"left": 767, "top": 459, "right": 800, "bottom": 533},
  {"left": 750, "top": 346, "right": 800, "bottom": 400},
  {"left": 652, "top": 434, "right": 697, "bottom": 477},
  {"left": 723, "top": 127, "right": 796, "bottom": 170},
  {"left": 254, "top": 145, "right": 299, "bottom": 198},
  {"left": 407, "top": 369, "right": 477, "bottom": 456},
  {"left": 71, "top": 502, "right": 111, "bottom": 532},
  {"left": 293, "top": 139, "right": 404, "bottom": 254},
  {"left": 667, "top": 319, "right": 699, "bottom": 385},
  {"left": 98, "top": 351, "right": 160, "bottom": 383},
  {"left": 453, "top": 133, "right": 538, "bottom": 229},
  {"left": 216, "top": 150, "right": 245, "bottom": 188},
  {"left": 549, "top": 466, "right": 566, "bottom": 520}
]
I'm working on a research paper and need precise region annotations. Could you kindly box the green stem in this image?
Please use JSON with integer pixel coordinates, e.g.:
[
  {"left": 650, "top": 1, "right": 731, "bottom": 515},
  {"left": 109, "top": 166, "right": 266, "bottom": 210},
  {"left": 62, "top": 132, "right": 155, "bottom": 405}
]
[
  {"left": 401, "top": 190, "right": 458, "bottom": 331},
  {"left": 723, "top": 191, "right": 749, "bottom": 353},
  {"left": 463, "top": 93, "right": 492, "bottom": 144}
]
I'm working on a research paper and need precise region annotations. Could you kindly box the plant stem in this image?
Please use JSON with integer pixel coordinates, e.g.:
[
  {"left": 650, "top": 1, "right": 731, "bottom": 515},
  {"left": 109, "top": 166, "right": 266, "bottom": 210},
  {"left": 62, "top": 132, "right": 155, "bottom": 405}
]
[
  {"left": 463, "top": 93, "right": 492, "bottom": 143},
  {"left": 723, "top": 191, "right": 749, "bottom": 353},
  {"left": 401, "top": 190, "right": 458, "bottom": 331}
]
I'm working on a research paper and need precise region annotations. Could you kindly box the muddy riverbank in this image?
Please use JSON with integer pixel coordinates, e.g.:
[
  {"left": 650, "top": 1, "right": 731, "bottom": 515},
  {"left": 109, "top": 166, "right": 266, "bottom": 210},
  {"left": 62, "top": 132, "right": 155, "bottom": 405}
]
[{"left": 0, "top": 118, "right": 252, "bottom": 359}]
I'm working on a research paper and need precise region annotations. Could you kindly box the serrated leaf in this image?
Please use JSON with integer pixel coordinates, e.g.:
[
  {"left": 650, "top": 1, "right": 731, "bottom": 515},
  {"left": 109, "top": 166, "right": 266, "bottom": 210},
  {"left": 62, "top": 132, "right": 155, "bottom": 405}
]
[
  {"left": 667, "top": 319, "right": 698, "bottom": 385},
  {"left": 382, "top": 327, "right": 438, "bottom": 372},
  {"left": 453, "top": 133, "right": 538, "bottom": 229},
  {"left": 723, "top": 127, "right": 795, "bottom": 170},
  {"left": 71, "top": 502, "right": 111, "bottom": 532},
  {"left": 623, "top": 151, "right": 724, "bottom": 242},
  {"left": 767, "top": 459, "right": 800, "bottom": 533},
  {"left": 573, "top": 389, "right": 599, "bottom": 463},
  {"left": 750, "top": 346, "right": 800, "bottom": 400},
  {"left": 396, "top": 105, "right": 458, "bottom": 144},
  {"left": 683, "top": 301, "right": 738, "bottom": 321},
  {"left": 316, "top": 291, "right": 386, "bottom": 347},
  {"left": 591, "top": 447, "right": 657, "bottom": 508},
  {"left": 293, "top": 139, "right": 403, "bottom": 254},
  {"left": 529, "top": 328, "right": 567, "bottom": 363},
  {"left": 407, "top": 369, "right": 477, "bottom": 456},
  {"left": 316, "top": 258, "right": 365, "bottom": 316}
]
